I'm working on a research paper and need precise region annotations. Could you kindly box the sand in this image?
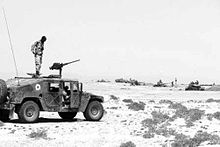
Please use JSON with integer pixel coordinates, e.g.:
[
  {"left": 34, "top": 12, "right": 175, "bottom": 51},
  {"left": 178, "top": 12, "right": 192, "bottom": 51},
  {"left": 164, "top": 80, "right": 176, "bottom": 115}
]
[{"left": 0, "top": 82, "right": 220, "bottom": 147}]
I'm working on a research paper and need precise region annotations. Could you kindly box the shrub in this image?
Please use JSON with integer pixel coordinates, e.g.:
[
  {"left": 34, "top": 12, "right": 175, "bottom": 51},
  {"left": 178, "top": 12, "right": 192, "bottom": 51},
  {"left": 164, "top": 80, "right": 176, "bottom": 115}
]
[
  {"left": 155, "top": 127, "right": 175, "bottom": 137},
  {"left": 168, "top": 103, "right": 187, "bottom": 110},
  {"left": 151, "top": 111, "right": 170, "bottom": 124},
  {"left": 213, "top": 112, "right": 220, "bottom": 120},
  {"left": 97, "top": 79, "right": 110, "bottom": 82},
  {"left": 187, "top": 109, "right": 205, "bottom": 122},
  {"left": 141, "top": 111, "right": 173, "bottom": 138},
  {"left": 206, "top": 114, "right": 213, "bottom": 121},
  {"left": 149, "top": 100, "right": 155, "bottom": 103},
  {"left": 28, "top": 129, "right": 48, "bottom": 140},
  {"left": 159, "top": 100, "right": 173, "bottom": 105},
  {"left": 171, "top": 131, "right": 220, "bottom": 147},
  {"left": 143, "top": 131, "right": 155, "bottom": 138},
  {"left": 171, "top": 133, "right": 191, "bottom": 147},
  {"left": 110, "top": 95, "right": 119, "bottom": 100},
  {"left": 122, "top": 99, "right": 133, "bottom": 103},
  {"left": 127, "top": 101, "right": 145, "bottom": 111},
  {"left": 109, "top": 107, "right": 118, "bottom": 109},
  {"left": 191, "top": 131, "right": 220, "bottom": 146},
  {"left": 206, "top": 98, "right": 220, "bottom": 103},
  {"left": 120, "top": 141, "right": 136, "bottom": 147},
  {"left": 169, "top": 102, "right": 204, "bottom": 126},
  {"left": 141, "top": 118, "right": 157, "bottom": 130}
]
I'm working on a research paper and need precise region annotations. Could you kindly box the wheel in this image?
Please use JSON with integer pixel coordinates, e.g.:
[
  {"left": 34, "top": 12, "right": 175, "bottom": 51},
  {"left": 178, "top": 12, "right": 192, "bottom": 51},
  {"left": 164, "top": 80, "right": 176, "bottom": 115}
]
[
  {"left": 58, "top": 112, "right": 77, "bottom": 120},
  {"left": 83, "top": 101, "right": 104, "bottom": 121},
  {"left": 18, "top": 101, "right": 40, "bottom": 123},
  {"left": 0, "top": 79, "right": 7, "bottom": 104},
  {"left": 0, "top": 109, "right": 10, "bottom": 122}
]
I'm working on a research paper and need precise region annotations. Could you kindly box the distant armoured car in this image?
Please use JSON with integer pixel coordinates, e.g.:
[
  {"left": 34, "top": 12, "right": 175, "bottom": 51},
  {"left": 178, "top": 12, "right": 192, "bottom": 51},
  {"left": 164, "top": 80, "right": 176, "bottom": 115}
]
[
  {"left": 0, "top": 61, "right": 104, "bottom": 123},
  {"left": 185, "top": 81, "right": 205, "bottom": 91}
]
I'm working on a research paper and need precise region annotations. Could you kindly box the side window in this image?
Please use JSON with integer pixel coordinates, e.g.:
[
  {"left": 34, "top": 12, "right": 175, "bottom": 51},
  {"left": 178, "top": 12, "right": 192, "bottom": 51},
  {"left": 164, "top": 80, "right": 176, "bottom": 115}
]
[
  {"left": 64, "top": 82, "right": 71, "bottom": 95},
  {"left": 73, "top": 83, "right": 78, "bottom": 92},
  {"left": 48, "top": 83, "right": 60, "bottom": 92}
]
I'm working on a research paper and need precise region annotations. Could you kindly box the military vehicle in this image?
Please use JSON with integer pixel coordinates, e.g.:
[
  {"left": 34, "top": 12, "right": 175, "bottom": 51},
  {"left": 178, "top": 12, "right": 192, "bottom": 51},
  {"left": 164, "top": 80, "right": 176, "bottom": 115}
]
[
  {"left": 185, "top": 81, "right": 205, "bottom": 91},
  {"left": 153, "top": 80, "right": 167, "bottom": 87},
  {"left": 0, "top": 60, "right": 104, "bottom": 123}
]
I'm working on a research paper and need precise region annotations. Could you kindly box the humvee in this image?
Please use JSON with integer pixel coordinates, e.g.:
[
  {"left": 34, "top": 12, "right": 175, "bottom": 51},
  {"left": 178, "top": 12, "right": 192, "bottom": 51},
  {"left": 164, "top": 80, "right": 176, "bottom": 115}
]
[{"left": 0, "top": 61, "right": 104, "bottom": 123}]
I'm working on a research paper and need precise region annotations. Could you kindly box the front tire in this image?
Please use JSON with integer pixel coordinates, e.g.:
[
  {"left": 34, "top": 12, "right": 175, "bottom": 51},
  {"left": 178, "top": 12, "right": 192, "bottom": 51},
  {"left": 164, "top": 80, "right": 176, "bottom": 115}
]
[
  {"left": 58, "top": 112, "right": 77, "bottom": 120},
  {"left": 83, "top": 101, "right": 104, "bottom": 121},
  {"left": 18, "top": 101, "right": 40, "bottom": 123}
]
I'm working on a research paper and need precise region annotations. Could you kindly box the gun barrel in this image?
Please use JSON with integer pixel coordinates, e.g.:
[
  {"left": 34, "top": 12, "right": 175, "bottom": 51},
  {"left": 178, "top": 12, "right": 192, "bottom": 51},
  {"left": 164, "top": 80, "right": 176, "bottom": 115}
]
[{"left": 63, "top": 59, "right": 80, "bottom": 66}]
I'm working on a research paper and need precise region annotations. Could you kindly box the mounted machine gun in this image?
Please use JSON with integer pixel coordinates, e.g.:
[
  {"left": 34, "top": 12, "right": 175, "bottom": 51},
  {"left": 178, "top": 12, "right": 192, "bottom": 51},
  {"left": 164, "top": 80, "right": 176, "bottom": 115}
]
[{"left": 49, "top": 59, "right": 80, "bottom": 78}]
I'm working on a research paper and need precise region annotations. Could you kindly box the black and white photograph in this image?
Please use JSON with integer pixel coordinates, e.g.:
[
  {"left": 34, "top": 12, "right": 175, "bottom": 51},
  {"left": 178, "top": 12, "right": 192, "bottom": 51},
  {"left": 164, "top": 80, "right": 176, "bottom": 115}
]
[{"left": 1, "top": 0, "right": 220, "bottom": 146}]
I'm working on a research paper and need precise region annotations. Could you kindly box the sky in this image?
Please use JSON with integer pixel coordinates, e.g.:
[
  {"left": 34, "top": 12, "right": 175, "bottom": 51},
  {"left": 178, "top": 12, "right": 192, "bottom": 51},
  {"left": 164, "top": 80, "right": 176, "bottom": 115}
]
[{"left": 0, "top": 0, "right": 220, "bottom": 83}]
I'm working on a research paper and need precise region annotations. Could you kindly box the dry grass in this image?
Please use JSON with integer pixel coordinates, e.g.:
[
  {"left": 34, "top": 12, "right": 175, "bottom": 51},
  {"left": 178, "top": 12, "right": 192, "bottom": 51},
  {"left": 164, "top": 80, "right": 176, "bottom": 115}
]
[
  {"left": 148, "top": 100, "right": 155, "bottom": 103},
  {"left": 213, "top": 112, "right": 220, "bottom": 120},
  {"left": 206, "top": 111, "right": 220, "bottom": 121},
  {"left": 171, "top": 131, "right": 220, "bottom": 147},
  {"left": 151, "top": 111, "right": 170, "bottom": 124},
  {"left": 122, "top": 99, "right": 133, "bottom": 103},
  {"left": 120, "top": 141, "right": 136, "bottom": 147},
  {"left": 123, "top": 98, "right": 145, "bottom": 111},
  {"left": 126, "top": 101, "right": 145, "bottom": 111},
  {"left": 141, "top": 111, "right": 174, "bottom": 138},
  {"left": 110, "top": 95, "right": 119, "bottom": 101},
  {"left": 27, "top": 128, "right": 49, "bottom": 140},
  {"left": 169, "top": 102, "right": 205, "bottom": 127},
  {"left": 159, "top": 99, "right": 173, "bottom": 105},
  {"left": 206, "top": 98, "right": 220, "bottom": 103}
]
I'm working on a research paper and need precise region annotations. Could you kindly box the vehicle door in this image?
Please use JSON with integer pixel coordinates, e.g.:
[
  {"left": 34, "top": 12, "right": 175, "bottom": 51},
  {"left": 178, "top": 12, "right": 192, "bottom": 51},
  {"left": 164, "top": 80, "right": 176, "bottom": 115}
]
[
  {"left": 42, "top": 81, "right": 62, "bottom": 109},
  {"left": 70, "top": 82, "right": 80, "bottom": 108}
]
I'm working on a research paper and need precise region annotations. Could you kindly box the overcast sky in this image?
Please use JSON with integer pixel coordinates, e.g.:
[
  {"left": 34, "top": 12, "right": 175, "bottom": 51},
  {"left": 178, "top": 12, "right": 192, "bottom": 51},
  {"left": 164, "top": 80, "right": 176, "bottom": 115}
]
[{"left": 0, "top": 0, "right": 220, "bottom": 83}]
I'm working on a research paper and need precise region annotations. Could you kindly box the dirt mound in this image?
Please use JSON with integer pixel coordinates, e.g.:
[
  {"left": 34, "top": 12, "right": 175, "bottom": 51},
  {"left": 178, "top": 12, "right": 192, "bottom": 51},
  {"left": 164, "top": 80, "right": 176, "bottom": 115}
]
[{"left": 206, "top": 85, "right": 220, "bottom": 91}]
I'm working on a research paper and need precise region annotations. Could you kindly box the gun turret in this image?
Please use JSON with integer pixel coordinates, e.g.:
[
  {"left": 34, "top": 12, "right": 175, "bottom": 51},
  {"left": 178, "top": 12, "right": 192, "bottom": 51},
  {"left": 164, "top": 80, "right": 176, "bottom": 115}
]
[{"left": 49, "top": 59, "right": 80, "bottom": 78}]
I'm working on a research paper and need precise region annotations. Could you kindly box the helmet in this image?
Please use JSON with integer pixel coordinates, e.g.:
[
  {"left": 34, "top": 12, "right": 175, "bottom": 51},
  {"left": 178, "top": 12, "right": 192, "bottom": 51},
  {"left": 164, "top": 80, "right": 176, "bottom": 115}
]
[{"left": 41, "top": 36, "right": 47, "bottom": 42}]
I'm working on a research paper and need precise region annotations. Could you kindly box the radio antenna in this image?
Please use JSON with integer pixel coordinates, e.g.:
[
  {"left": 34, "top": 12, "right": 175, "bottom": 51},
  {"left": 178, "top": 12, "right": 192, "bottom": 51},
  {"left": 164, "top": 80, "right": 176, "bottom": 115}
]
[
  {"left": 2, "top": 7, "right": 20, "bottom": 85},
  {"left": 2, "top": 7, "right": 19, "bottom": 76}
]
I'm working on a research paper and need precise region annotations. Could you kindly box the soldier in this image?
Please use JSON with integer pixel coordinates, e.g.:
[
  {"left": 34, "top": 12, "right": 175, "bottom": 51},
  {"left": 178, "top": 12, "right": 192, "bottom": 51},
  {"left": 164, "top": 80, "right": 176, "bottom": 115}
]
[
  {"left": 31, "top": 36, "right": 47, "bottom": 76},
  {"left": 62, "top": 86, "right": 70, "bottom": 108}
]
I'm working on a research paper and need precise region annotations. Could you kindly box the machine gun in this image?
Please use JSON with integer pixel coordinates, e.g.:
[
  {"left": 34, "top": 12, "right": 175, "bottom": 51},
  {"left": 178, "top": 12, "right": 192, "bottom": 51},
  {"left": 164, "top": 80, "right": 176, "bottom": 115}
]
[{"left": 49, "top": 59, "right": 80, "bottom": 78}]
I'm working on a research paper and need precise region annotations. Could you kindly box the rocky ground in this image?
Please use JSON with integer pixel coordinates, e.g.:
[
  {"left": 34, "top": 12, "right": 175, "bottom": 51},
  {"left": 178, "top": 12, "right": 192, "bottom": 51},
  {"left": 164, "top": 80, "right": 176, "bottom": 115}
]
[{"left": 1, "top": 82, "right": 220, "bottom": 147}]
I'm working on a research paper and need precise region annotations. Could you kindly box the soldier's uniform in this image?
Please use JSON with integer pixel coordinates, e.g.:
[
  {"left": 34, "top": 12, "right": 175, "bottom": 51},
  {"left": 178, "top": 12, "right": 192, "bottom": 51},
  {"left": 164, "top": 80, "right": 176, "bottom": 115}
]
[{"left": 31, "top": 39, "right": 45, "bottom": 75}]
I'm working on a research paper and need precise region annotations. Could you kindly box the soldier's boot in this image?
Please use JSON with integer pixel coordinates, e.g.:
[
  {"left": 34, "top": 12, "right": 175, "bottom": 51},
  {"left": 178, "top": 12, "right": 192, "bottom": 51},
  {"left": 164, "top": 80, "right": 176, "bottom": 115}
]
[{"left": 36, "top": 71, "right": 40, "bottom": 76}]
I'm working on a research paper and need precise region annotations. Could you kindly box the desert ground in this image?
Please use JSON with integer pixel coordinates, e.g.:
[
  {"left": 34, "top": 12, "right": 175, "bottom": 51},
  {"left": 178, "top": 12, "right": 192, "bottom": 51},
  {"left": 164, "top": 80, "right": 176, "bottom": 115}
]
[{"left": 1, "top": 82, "right": 220, "bottom": 147}]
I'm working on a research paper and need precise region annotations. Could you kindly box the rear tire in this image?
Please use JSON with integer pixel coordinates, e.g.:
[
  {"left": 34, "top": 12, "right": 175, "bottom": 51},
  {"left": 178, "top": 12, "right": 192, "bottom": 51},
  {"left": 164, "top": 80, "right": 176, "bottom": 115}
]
[
  {"left": 0, "top": 79, "right": 7, "bottom": 104},
  {"left": 58, "top": 112, "right": 77, "bottom": 120},
  {"left": 0, "top": 109, "right": 10, "bottom": 122},
  {"left": 83, "top": 101, "right": 104, "bottom": 121},
  {"left": 18, "top": 101, "right": 40, "bottom": 123}
]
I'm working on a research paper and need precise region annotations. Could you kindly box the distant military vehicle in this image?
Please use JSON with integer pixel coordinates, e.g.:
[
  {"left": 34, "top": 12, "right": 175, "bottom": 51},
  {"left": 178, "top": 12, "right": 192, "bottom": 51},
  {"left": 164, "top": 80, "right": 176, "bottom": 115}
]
[
  {"left": 153, "top": 80, "right": 167, "bottom": 87},
  {"left": 185, "top": 81, "right": 205, "bottom": 91},
  {"left": 0, "top": 60, "right": 104, "bottom": 123}
]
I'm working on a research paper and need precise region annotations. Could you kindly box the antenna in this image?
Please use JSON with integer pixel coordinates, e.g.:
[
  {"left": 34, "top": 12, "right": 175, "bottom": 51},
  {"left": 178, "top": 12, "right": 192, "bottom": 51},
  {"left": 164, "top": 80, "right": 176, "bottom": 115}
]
[{"left": 2, "top": 7, "right": 20, "bottom": 85}]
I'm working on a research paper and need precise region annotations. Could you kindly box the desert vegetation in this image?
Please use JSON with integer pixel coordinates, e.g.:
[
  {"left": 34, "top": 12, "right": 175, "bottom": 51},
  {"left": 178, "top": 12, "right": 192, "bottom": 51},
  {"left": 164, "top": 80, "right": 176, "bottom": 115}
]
[
  {"left": 120, "top": 141, "right": 136, "bottom": 147},
  {"left": 206, "top": 98, "right": 220, "bottom": 103},
  {"left": 110, "top": 95, "right": 119, "bottom": 101},
  {"left": 123, "top": 99, "right": 145, "bottom": 111},
  {"left": 171, "top": 131, "right": 220, "bottom": 147},
  {"left": 96, "top": 79, "right": 110, "bottom": 83},
  {"left": 27, "top": 128, "right": 49, "bottom": 140},
  {"left": 1, "top": 83, "right": 220, "bottom": 147}
]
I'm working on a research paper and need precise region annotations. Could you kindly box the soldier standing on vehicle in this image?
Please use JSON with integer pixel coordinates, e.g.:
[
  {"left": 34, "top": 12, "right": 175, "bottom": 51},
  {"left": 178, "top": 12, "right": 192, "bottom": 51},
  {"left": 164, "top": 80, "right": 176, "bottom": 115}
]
[{"left": 31, "top": 36, "right": 47, "bottom": 76}]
